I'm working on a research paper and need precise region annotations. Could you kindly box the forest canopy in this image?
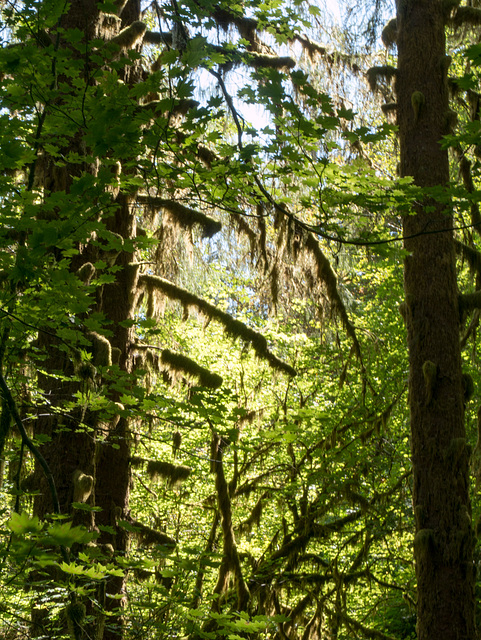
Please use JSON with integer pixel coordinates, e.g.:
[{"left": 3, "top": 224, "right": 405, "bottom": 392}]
[{"left": 0, "top": 0, "right": 481, "bottom": 639}]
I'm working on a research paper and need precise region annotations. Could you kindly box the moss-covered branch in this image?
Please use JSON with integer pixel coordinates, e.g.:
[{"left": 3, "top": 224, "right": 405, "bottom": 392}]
[
  {"left": 451, "top": 6, "right": 481, "bottom": 28},
  {"left": 160, "top": 349, "right": 223, "bottom": 388},
  {"left": 237, "top": 493, "right": 265, "bottom": 536},
  {"left": 191, "top": 512, "right": 220, "bottom": 609},
  {"left": 129, "top": 518, "right": 176, "bottom": 547},
  {"left": 144, "top": 30, "right": 172, "bottom": 46},
  {"left": 304, "top": 233, "right": 361, "bottom": 358},
  {"left": 138, "top": 274, "right": 296, "bottom": 376},
  {"left": 366, "top": 65, "right": 397, "bottom": 93},
  {"left": 342, "top": 611, "right": 398, "bottom": 640},
  {"left": 210, "top": 433, "right": 250, "bottom": 611},
  {"left": 143, "top": 459, "right": 192, "bottom": 486},
  {"left": 455, "top": 151, "right": 481, "bottom": 236},
  {"left": 381, "top": 18, "right": 397, "bottom": 48},
  {"left": 134, "top": 344, "right": 223, "bottom": 388},
  {"left": 136, "top": 196, "right": 221, "bottom": 238},
  {"left": 459, "top": 290, "right": 481, "bottom": 313},
  {"left": 455, "top": 240, "right": 481, "bottom": 276},
  {"left": 247, "top": 52, "right": 295, "bottom": 70}
]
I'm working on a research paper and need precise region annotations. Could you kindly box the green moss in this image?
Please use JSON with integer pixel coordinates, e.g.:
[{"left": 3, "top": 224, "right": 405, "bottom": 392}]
[
  {"left": 146, "top": 460, "right": 191, "bottom": 486},
  {"left": 411, "top": 91, "right": 425, "bottom": 122},
  {"left": 381, "top": 18, "right": 397, "bottom": 48},
  {"left": 160, "top": 349, "right": 223, "bottom": 389},
  {"left": 139, "top": 275, "right": 296, "bottom": 376},
  {"left": 87, "top": 331, "right": 112, "bottom": 368},
  {"left": 366, "top": 65, "right": 397, "bottom": 92},
  {"left": 451, "top": 5, "right": 481, "bottom": 27},
  {"left": 414, "top": 528, "right": 435, "bottom": 560},
  {"left": 65, "top": 602, "right": 86, "bottom": 640},
  {"left": 422, "top": 360, "right": 437, "bottom": 404},
  {"left": 110, "top": 20, "right": 146, "bottom": 49},
  {"left": 130, "top": 519, "right": 176, "bottom": 547},
  {"left": 72, "top": 469, "right": 93, "bottom": 503}
]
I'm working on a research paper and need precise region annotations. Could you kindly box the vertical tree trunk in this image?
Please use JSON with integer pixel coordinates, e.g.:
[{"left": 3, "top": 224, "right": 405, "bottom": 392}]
[
  {"left": 93, "top": 194, "right": 140, "bottom": 640},
  {"left": 396, "top": 1, "right": 476, "bottom": 638},
  {"left": 30, "top": 2, "right": 143, "bottom": 638}
]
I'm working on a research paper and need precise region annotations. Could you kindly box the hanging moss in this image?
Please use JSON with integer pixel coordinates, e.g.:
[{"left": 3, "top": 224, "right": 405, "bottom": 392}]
[
  {"left": 196, "top": 143, "right": 218, "bottom": 168},
  {"left": 172, "top": 430, "right": 182, "bottom": 458},
  {"left": 144, "top": 278, "right": 165, "bottom": 318},
  {"left": 381, "top": 18, "right": 397, "bottom": 48},
  {"left": 138, "top": 275, "right": 296, "bottom": 376},
  {"left": 146, "top": 460, "right": 191, "bottom": 486},
  {"left": 130, "top": 519, "right": 176, "bottom": 547},
  {"left": 137, "top": 196, "right": 221, "bottom": 238},
  {"left": 65, "top": 601, "right": 86, "bottom": 640},
  {"left": 456, "top": 241, "right": 481, "bottom": 277},
  {"left": 345, "top": 486, "right": 369, "bottom": 510},
  {"left": 295, "top": 34, "right": 328, "bottom": 60},
  {"left": 109, "top": 20, "right": 146, "bottom": 49},
  {"left": 129, "top": 456, "right": 146, "bottom": 467},
  {"left": 237, "top": 408, "right": 263, "bottom": 427},
  {"left": 366, "top": 65, "right": 397, "bottom": 93},
  {"left": 72, "top": 469, "right": 93, "bottom": 503},
  {"left": 381, "top": 101, "right": 397, "bottom": 115},
  {"left": 235, "top": 215, "right": 257, "bottom": 257},
  {"left": 111, "top": 347, "right": 121, "bottom": 365},
  {"left": 247, "top": 53, "right": 295, "bottom": 70},
  {"left": 76, "top": 262, "right": 95, "bottom": 285},
  {"left": 233, "top": 15, "right": 258, "bottom": 47},
  {"left": 451, "top": 5, "right": 481, "bottom": 27},
  {"left": 257, "top": 205, "right": 268, "bottom": 272},
  {"left": 270, "top": 264, "right": 279, "bottom": 310},
  {"left": 160, "top": 349, "right": 223, "bottom": 389},
  {"left": 238, "top": 496, "right": 264, "bottom": 535},
  {"left": 304, "top": 234, "right": 361, "bottom": 359},
  {"left": 459, "top": 291, "right": 481, "bottom": 314},
  {"left": 86, "top": 331, "right": 112, "bottom": 367}
]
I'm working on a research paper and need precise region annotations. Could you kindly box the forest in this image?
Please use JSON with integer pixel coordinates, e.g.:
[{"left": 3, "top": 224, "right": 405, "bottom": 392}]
[{"left": 1, "top": 0, "right": 481, "bottom": 638}]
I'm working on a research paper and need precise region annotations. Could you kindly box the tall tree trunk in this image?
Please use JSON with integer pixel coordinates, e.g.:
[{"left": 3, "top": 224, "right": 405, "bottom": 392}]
[
  {"left": 30, "top": 2, "right": 143, "bottom": 638},
  {"left": 93, "top": 193, "right": 140, "bottom": 640},
  {"left": 396, "top": 1, "right": 476, "bottom": 638}
]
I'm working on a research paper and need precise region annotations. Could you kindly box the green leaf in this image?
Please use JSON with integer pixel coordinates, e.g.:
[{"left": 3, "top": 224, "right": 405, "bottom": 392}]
[
  {"left": 8, "top": 513, "right": 43, "bottom": 534},
  {"left": 45, "top": 522, "right": 94, "bottom": 547}
]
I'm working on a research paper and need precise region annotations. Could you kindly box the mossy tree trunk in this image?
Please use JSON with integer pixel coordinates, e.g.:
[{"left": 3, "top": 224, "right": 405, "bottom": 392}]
[
  {"left": 30, "top": 2, "right": 143, "bottom": 638},
  {"left": 93, "top": 192, "right": 140, "bottom": 640},
  {"left": 396, "top": 1, "right": 476, "bottom": 638}
]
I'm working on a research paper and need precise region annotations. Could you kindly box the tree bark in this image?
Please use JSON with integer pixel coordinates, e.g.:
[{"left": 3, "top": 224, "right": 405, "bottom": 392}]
[
  {"left": 396, "top": 1, "right": 476, "bottom": 638},
  {"left": 29, "top": 3, "right": 143, "bottom": 638}
]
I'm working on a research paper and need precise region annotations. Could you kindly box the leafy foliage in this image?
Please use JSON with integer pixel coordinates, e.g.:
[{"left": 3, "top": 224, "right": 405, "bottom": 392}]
[{"left": 1, "top": 0, "right": 481, "bottom": 639}]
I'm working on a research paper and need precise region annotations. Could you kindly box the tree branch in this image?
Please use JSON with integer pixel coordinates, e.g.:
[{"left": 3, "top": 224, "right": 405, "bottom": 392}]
[{"left": 138, "top": 274, "right": 296, "bottom": 376}]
